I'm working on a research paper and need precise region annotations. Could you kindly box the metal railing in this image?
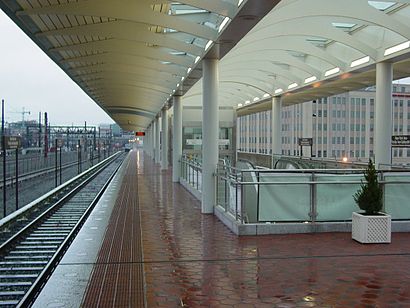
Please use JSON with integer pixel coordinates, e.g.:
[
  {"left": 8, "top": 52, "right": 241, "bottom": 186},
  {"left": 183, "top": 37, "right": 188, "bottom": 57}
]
[
  {"left": 216, "top": 164, "right": 410, "bottom": 224},
  {"left": 180, "top": 155, "right": 202, "bottom": 192}
]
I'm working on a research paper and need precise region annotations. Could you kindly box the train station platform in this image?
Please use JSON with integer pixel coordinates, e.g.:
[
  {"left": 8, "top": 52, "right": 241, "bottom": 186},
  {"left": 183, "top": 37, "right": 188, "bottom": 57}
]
[{"left": 35, "top": 150, "right": 410, "bottom": 307}]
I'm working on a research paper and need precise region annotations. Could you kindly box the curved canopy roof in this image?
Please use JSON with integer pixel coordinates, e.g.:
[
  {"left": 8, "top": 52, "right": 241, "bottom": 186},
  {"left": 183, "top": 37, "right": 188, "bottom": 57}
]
[
  {"left": 184, "top": 0, "right": 410, "bottom": 112},
  {"left": 1, "top": 0, "right": 272, "bottom": 130},
  {"left": 2, "top": 0, "right": 410, "bottom": 128}
]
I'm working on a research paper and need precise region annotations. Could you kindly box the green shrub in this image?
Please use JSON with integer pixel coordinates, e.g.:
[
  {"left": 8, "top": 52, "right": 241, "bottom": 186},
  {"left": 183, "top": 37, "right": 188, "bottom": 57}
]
[{"left": 353, "top": 159, "right": 383, "bottom": 215}]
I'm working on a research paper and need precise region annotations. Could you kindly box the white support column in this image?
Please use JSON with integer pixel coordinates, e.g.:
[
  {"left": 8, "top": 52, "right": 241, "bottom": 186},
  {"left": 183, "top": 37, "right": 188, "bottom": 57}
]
[
  {"left": 202, "top": 58, "right": 219, "bottom": 214},
  {"left": 375, "top": 62, "right": 392, "bottom": 168},
  {"left": 151, "top": 122, "right": 155, "bottom": 159},
  {"left": 172, "top": 95, "right": 182, "bottom": 182},
  {"left": 145, "top": 125, "right": 150, "bottom": 155},
  {"left": 155, "top": 116, "right": 161, "bottom": 164},
  {"left": 272, "top": 96, "right": 282, "bottom": 156},
  {"left": 161, "top": 108, "right": 169, "bottom": 170}
]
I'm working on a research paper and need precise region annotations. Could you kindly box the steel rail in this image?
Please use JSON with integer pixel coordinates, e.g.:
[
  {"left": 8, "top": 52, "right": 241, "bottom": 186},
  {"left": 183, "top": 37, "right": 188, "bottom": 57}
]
[
  {"left": 0, "top": 152, "right": 125, "bottom": 307},
  {"left": 16, "top": 154, "right": 124, "bottom": 307}
]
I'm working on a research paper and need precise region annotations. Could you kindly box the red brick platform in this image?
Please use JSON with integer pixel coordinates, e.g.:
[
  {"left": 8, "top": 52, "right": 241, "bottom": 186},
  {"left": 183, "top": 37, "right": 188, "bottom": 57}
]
[{"left": 83, "top": 150, "right": 410, "bottom": 307}]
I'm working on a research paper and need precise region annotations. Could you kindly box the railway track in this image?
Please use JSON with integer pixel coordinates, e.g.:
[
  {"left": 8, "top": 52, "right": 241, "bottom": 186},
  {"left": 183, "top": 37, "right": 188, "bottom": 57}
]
[{"left": 0, "top": 152, "right": 126, "bottom": 307}]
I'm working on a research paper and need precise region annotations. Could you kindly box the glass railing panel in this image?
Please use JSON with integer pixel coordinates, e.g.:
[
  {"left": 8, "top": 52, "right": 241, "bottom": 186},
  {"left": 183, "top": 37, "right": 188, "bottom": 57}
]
[
  {"left": 384, "top": 173, "right": 410, "bottom": 219},
  {"left": 258, "top": 173, "right": 311, "bottom": 222},
  {"left": 315, "top": 174, "right": 363, "bottom": 221}
]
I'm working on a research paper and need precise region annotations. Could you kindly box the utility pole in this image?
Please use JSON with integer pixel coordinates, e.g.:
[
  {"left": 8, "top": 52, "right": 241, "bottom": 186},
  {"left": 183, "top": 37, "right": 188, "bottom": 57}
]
[
  {"left": 44, "top": 112, "right": 48, "bottom": 158},
  {"left": 38, "top": 112, "right": 41, "bottom": 148},
  {"left": 2, "top": 99, "right": 6, "bottom": 217}
]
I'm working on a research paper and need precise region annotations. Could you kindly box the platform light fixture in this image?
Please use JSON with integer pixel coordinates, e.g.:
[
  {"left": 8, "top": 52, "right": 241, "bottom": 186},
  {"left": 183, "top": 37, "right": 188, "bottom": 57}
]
[
  {"left": 384, "top": 41, "right": 410, "bottom": 56},
  {"left": 263, "top": 93, "right": 270, "bottom": 98},
  {"left": 181, "top": 77, "right": 185, "bottom": 81},
  {"left": 238, "top": 103, "right": 243, "bottom": 107},
  {"left": 325, "top": 67, "right": 340, "bottom": 77},
  {"left": 253, "top": 97, "right": 260, "bottom": 102},
  {"left": 205, "top": 40, "right": 213, "bottom": 51},
  {"left": 238, "top": 0, "right": 245, "bottom": 6},
  {"left": 194, "top": 56, "right": 200, "bottom": 63},
  {"left": 218, "top": 17, "right": 231, "bottom": 33},
  {"left": 304, "top": 76, "right": 317, "bottom": 83},
  {"left": 288, "top": 83, "right": 298, "bottom": 90},
  {"left": 350, "top": 56, "right": 370, "bottom": 67},
  {"left": 187, "top": 67, "right": 192, "bottom": 73},
  {"left": 274, "top": 88, "right": 283, "bottom": 94},
  {"left": 245, "top": 100, "right": 250, "bottom": 105}
]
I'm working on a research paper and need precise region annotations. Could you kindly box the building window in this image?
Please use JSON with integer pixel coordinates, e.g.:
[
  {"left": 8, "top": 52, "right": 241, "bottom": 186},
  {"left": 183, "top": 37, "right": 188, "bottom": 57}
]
[
  {"left": 393, "top": 86, "right": 397, "bottom": 92},
  {"left": 350, "top": 137, "right": 354, "bottom": 144},
  {"left": 401, "top": 87, "right": 405, "bottom": 93},
  {"left": 323, "top": 150, "right": 327, "bottom": 157},
  {"left": 370, "top": 99, "right": 374, "bottom": 106}
]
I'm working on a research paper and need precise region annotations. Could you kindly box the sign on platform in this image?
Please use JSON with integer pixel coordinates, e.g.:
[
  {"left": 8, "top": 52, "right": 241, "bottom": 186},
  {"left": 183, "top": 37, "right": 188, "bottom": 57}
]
[
  {"left": 4, "top": 136, "right": 22, "bottom": 149},
  {"left": 298, "top": 137, "right": 313, "bottom": 146},
  {"left": 136, "top": 132, "right": 145, "bottom": 136},
  {"left": 392, "top": 135, "right": 410, "bottom": 147}
]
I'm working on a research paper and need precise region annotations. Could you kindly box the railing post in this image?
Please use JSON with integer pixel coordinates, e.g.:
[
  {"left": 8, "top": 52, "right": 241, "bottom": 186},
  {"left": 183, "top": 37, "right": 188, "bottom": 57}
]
[
  {"left": 241, "top": 172, "right": 244, "bottom": 224},
  {"left": 235, "top": 172, "right": 239, "bottom": 221},
  {"left": 256, "top": 170, "right": 260, "bottom": 223},
  {"left": 224, "top": 166, "right": 227, "bottom": 212},
  {"left": 380, "top": 170, "right": 386, "bottom": 212},
  {"left": 310, "top": 172, "right": 317, "bottom": 223},
  {"left": 196, "top": 162, "right": 199, "bottom": 190}
]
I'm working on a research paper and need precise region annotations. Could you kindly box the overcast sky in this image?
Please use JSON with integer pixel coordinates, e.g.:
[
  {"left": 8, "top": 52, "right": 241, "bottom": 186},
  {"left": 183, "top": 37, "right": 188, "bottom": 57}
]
[{"left": 0, "top": 10, "right": 114, "bottom": 126}]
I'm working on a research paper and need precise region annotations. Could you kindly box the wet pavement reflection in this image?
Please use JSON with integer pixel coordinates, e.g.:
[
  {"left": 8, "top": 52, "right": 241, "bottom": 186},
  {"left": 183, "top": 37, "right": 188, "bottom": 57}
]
[{"left": 136, "top": 150, "right": 410, "bottom": 307}]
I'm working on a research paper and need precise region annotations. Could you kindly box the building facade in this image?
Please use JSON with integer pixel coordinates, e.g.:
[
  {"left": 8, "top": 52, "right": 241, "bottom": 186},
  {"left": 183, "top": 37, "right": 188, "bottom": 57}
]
[{"left": 238, "top": 83, "right": 410, "bottom": 164}]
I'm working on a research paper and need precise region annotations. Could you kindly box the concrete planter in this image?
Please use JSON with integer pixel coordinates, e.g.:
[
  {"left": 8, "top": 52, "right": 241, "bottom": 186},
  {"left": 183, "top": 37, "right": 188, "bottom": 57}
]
[{"left": 352, "top": 212, "right": 391, "bottom": 243}]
